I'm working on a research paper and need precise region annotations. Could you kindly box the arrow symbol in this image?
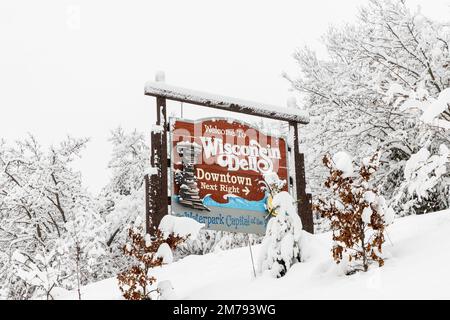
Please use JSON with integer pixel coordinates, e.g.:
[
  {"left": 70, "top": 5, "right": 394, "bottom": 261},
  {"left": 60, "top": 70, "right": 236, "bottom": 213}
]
[{"left": 242, "top": 186, "right": 250, "bottom": 196}]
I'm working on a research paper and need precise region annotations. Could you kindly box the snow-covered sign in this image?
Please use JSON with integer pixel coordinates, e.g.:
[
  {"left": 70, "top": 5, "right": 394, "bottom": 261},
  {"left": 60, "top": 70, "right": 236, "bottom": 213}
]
[
  {"left": 170, "top": 118, "right": 289, "bottom": 234},
  {"left": 145, "top": 76, "right": 313, "bottom": 235}
]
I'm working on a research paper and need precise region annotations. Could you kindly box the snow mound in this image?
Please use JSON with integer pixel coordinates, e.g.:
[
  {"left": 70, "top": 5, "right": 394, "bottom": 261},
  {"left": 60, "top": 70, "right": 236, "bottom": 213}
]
[{"left": 159, "top": 215, "right": 205, "bottom": 240}]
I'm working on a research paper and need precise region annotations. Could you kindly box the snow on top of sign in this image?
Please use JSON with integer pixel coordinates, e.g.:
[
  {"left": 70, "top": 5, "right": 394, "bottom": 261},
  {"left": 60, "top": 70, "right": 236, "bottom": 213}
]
[
  {"left": 176, "top": 140, "right": 201, "bottom": 149},
  {"left": 145, "top": 81, "right": 310, "bottom": 124},
  {"left": 145, "top": 166, "right": 158, "bottom": 176},
  {"left": 174, "top": 116, "right": 288, "bottom": 140},
  {"left": 151, "top": 124, "right": 164, "bottom": 133}
]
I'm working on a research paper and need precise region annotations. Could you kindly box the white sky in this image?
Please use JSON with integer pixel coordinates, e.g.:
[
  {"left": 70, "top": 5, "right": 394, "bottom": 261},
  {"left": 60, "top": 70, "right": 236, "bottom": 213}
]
[{"left": 1, "top": 0, "right": 449, "bottom": 193}]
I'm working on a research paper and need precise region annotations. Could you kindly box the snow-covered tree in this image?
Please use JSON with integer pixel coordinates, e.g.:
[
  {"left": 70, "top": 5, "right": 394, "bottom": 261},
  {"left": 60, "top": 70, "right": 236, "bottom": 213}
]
[
  {"left": 285, "top": 0, "right": 450, "bottom": 218},
  {"left": 97, "top": 128, "right": 150, "bottom": 273},
  {"left": 0, "top": 135, "right": 108, "bottom": 299},
  {"left": 105, "top": 127, "right": 149, "bottom": 197}
]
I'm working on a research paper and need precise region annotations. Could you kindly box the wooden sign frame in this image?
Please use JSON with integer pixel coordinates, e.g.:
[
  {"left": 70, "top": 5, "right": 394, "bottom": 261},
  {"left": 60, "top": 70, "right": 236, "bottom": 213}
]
[{"left": 144, "top": 80, "right": 314, "bottom": 235}]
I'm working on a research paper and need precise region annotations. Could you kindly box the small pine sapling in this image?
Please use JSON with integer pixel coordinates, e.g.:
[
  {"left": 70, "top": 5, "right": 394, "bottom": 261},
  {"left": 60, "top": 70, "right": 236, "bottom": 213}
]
[
  {"left": 258, "top": 183, "right": 303, "bottom": 278},
  {"left": 314, "top": 152, "right": 394, "bottom": 273},
  {"left": 117, "top": 220, "right": 186, "bottom": 300}
]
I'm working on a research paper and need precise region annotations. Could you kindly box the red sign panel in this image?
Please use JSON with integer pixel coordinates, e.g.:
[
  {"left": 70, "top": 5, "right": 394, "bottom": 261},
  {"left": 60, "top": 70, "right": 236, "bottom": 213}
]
[{"left": 170, "top": 118, "right": 289, "bottom": 234}]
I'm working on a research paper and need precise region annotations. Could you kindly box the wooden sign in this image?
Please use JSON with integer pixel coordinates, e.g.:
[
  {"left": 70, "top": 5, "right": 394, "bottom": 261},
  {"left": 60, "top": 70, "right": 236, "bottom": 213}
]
[
  {"left": 170, "top": 118, "right": 289, "bottom": 234},
  {"left": 145, "top": 79, "right": 314, "bottom": 236}
]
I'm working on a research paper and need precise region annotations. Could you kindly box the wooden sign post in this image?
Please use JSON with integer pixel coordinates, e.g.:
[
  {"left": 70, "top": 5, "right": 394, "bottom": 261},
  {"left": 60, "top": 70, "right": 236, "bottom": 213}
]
[
  {"left": 145, "top": 78, "right": 314, "bottom": 235},
  {"left": 290, "top": 122, "right": 314, "bottom": 234}
]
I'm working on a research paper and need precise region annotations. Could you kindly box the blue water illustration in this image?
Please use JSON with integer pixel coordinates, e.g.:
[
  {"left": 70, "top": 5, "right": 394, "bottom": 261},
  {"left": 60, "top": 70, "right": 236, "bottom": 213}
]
[{"left": 202, "top": 194, "right": 268, "bottom": 212}]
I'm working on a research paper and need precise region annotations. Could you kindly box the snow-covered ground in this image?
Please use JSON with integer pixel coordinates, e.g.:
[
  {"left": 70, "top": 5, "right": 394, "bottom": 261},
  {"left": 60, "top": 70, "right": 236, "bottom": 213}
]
[{"left": 55, "top": 210, "right": 450, "bottom": 300}]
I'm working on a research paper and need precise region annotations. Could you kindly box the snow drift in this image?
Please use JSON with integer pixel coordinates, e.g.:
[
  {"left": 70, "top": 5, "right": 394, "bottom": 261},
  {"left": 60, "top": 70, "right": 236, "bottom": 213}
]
[{"left": 55, "top": 209, "right": 450, "bottom": 300}]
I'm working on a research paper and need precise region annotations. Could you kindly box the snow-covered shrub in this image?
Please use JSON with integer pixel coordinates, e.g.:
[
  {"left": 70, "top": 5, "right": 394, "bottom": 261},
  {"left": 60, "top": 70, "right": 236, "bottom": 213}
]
[
  {"left": 175, "top": 230, "right": 261, "bottom": 258},
  {"left": 174, "top": 229, "right": 261, "bottom": 258},
  {"left": 158, "top": 215, "right": 243, "bottom": 259},
  {"left": 213, "top": 232, "right": 261, "bottom": 253},
  {"left": 174, "top": 229, "right": 221, "bottom": 256},
  {"left": 315, "top": 152, "right": 394, "bottom": 273},
  {"left": 117, "top": 216, "right": 187, "bottom": 300},
  {"left": 258, "top": 192, "right": 303, "bottom": 278}
]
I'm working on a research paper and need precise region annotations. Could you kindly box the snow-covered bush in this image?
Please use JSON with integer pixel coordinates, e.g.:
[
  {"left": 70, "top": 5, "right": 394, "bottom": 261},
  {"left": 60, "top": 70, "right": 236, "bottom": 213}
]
[
  {"left": 258, "top": 192, "right": 303, "bottom": 278},
  {"left": 212, "top": 232, "right": 261, "bottom": 253},
  {"left": 175, "top": 230, "right": 261, "bottom": 258},
  {"left": 315, "top": 152, "right": 394, "bottom": 273},
  {"left": 117, "top": 216, "right": 187, "bottom": 300},
  {"left": 174, "top": 230, "right": 223, "bottom": 256},
  {"left": 158, "top": 215, "right": 251, "bottom": 258}
]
